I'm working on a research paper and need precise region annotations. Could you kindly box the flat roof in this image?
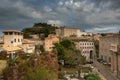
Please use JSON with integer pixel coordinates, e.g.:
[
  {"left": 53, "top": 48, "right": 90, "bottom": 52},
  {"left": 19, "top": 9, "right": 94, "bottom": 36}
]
[
  {"left": 3, "top": 46, "right": 22, "bottom": 51},
  {"left": 60, "top": 26, "right": 80, "bottom": 29},
  {"left": 69, "top": 38, "right": 94, "bottom": 42},
  {"left": 22, "top": 39, "right": 35, "bottom": 44},
  {"left": 3, "top": 30, "right": 23, "bottom": 33}
]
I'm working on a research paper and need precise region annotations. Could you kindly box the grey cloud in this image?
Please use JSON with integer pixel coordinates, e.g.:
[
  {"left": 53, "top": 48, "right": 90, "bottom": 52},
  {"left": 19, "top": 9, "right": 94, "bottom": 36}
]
[
  {"left": 90, "top": 0, "right": 120, "bottom": 10},
  {"left": 86, "top": 24, "right": 120, "bottom": 33},
  {"left": 0, "top": 0, "right": 120, "bottom": 34}
]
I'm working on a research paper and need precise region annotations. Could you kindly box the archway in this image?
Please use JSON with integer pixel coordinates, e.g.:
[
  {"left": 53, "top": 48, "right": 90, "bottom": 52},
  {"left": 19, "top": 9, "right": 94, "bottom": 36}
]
[{"left": 90, "top": 50, "right": 93, "bottom": 59}]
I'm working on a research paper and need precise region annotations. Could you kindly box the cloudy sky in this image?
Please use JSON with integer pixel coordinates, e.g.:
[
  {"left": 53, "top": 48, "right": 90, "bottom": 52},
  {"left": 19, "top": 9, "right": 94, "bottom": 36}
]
[{"left": 0, "top": 0, "right": 120, "bottom": 34}]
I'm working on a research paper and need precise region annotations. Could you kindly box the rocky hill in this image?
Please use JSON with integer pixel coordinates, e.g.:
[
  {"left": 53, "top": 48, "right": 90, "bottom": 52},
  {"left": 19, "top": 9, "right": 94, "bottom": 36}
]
[{"left": 22, "top": 23, "right": 58, "bottom": 39}]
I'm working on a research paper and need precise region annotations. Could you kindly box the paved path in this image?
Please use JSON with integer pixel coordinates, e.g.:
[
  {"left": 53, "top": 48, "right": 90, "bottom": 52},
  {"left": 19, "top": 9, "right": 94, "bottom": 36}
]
[
  {"left": 93, "top": 60, "right": 119, "bottom": 80},
  {"left": 92, "top": 67, "right": 107, "bottom": 80}
]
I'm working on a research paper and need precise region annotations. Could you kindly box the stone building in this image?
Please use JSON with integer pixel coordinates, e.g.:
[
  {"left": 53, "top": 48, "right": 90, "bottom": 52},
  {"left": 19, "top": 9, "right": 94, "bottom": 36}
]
[
  {"left": 93, "top": 34, "right": 102, "bottom": 41},
  {"left": 56, "top": 26, "right": 80, "bottom": 37},
  {"left": 71, "top": 38, "right": 96, "bottom": 61},
  {"left": 0, "top": 30, "right": 35, "bottom": 53},
  {"left": 99, "top": 34, "right": 119, "bottom": 64},
  {"left": 44, "top": 34, "right": 59, "bottom": 52},
  {"left": 56, "top": 26, "right": 93, "bottom": 38},
  {"left": 110, "top": 34, "right": 120, "bottom": 78}
]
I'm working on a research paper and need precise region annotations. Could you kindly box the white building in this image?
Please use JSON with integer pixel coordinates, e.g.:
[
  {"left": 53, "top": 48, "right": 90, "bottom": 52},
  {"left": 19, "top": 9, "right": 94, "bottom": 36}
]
[
  {"left": 79, "top": 32, "right": 93, "bottom": 37},
  {"left": 0, "top": 30, "right": 35, "bottom": 53},
  {"left": 3, "top": 30, "right": 23, "bottom": 47},
  {"left": 73, "top": 39, "right": 96, "bottom": 61}
]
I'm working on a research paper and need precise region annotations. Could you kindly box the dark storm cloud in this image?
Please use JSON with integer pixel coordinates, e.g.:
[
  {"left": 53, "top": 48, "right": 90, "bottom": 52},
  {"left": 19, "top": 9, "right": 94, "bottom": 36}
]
[
  {"left": 0, "top": 0, "right": 120, "bottom": 34},
  {"left": 90, "top": 0, "right": 120, "bottom": 10}
]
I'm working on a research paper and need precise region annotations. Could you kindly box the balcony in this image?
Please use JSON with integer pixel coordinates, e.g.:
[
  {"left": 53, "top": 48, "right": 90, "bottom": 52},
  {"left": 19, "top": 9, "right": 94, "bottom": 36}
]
[{"left": 110, "top": 44, "right": 118, "bottom": 52}]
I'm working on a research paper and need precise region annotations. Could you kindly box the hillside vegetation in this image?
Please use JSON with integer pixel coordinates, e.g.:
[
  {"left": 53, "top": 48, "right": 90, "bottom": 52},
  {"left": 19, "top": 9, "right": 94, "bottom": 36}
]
[
  {"left": 2, "top": 52, "right": 58, "bottom": 80},
  {"left": 22, "top": 23, "right": 57, "bottom": 39}
]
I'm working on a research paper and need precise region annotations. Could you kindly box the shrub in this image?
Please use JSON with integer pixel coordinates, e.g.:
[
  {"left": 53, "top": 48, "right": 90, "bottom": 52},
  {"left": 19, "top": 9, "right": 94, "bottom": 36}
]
[{"left": 84, "top": 74, "right": 100, "bottom": 80}]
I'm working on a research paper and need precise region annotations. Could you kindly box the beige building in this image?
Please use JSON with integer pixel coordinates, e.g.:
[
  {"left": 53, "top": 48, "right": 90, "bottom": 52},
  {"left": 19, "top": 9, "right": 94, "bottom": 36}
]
[
  {"left": 99, "top": 34, "right": 119, "bottom": 64},
  {"left": 56, "top": 26, "right": 80, "bottom": 37},
  {"left": 44, "top": 35, "right": 59, "bottom": 52},
  {"left": 110, "top": 36, "right": 120, "bottom": 78},
  {"left": 93, "top": 34, "right": 102, "bottom": 41},
  {"left": 0, "top": 30, "right": 35, "bottom": 53},
  {"left": 29, "top": 34, "right": 39, "bottom": 39},
  {"left": 3, "top": 30, "right": 23, "bottom": 52},
  {"left": 56, "top": 26, "right": 93, "bottom": 38},
  {"left": 22, "top": 39, "right": 35, "bottom": 53},
  {"left": 0, "top": 36, "right": 3, "bottom": 42},
  {"left": 99, "top": 33, "right": 120, "bottom": 78},
  {"left": 71, "top": 38, "right": 96, "bottom": 61}
]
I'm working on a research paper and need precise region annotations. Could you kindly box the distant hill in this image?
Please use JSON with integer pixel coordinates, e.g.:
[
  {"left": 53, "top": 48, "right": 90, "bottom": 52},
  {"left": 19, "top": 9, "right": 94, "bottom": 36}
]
[{"left": 22, "top": 23, "right": 58, "bottom": 39}]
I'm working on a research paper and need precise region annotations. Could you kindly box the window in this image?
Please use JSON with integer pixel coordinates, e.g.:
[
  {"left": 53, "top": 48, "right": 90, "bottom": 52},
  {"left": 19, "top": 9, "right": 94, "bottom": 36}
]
[
  {"left": 4, "top": 32, "right": 8, "bottom": 35},
  {"left": 14, "top": 32, "right": 17, "bottom": 35},
  {"left": 9, "top": 32, "right": 13, "bottom": 35},
  {"left": 14, "top": 39, "right": 16, "bottom": 42},
  {"left": 18, "top": 39, "right": 20, "bottom": 42},
  {"left": 0, "top": 45, "right": 3, "bottom": 47},
  {"left": 18, "top": 33, "right": 20, "bottom": 35},
  {"left": 109, "top": 57, "right": 111, "bottom": 63}
]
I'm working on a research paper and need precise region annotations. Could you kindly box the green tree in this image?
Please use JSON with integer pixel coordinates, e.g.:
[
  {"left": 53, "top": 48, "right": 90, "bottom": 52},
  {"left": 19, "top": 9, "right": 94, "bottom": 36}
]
[
  {"left": 44, "top": 28, "right": 50, "bottom": 37},
  {"left": 54, "top": 43, "right": 66, "bottom": 60},
  {"left": 54, "top": 38, "right": 86, "bottom": 66},
  {"left": 22, "top": 67, "right": 57, "bottom": 80},
  {"left": 94, "top": 40, "right": 99, "bottom": 58},
  {"left": 39, "top": 45, "right": 45, "bottom": 52},
  {"left": 84, "top": 74, "right": 100, "bottom": 80},
  {"left": 0, "top": 51, "right": 7, "bottom": 60},
  {"left": 60, "top": 38, "right": 75, "bottom": 49},
  {"left": 22, "top": 22, "right": 57, "bottom": 39},
  {"left": 23, "top": 33, "right": 32, "bottom": 39}
]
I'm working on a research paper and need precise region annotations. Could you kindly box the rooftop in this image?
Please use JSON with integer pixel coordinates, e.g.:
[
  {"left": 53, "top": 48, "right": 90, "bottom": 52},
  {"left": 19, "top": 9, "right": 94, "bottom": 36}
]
[
  {"left": 3, "top": 46, "right": 21, "bottom": 51},
  {"left": 22, "top": 39, "right": 35, "bottom": 44},
  {"left": 3, "top": 30, "right": 23, "bottom": 33},
  {"left": 60, "top": 26, "right": 80, "bottom": 29},
  {"left": 69, "top": 37, "right": 93, "bottom": 42}
]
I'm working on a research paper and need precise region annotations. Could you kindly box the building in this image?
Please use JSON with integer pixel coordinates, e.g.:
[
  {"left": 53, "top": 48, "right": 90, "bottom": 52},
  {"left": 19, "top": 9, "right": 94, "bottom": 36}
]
[
  {"left": 2, "top": 30, "right": 23, "bottom": 52},
  {"left": 56, "top": 26, "right": 93, "bottom": 38},
  {"left": 29, "top": 34, "right": 39, "bottom": 39},
  {"left": 21, "top": 39, "right": 35, "bottom": 53},
  {"left": 93, "top": 34, "right": 102, "bottom": 41},
  {"left": 99, "top": 33, "right": 120, "bottom": 78},
  {"left": 44, "top": 35, "right": 59, "bottom": 52},
  {"left": 71, "top": 38, "right": 96, "bottom": 61},
  {"left": 0, "top": 30, "right": 35, "bottom": 53},
  {"left": 56, "top": 26, "right": 80, "bottom": 37},
  {"left": 99, "top": 34, "right": 119, "bottom": 64},
  {"left": 0, "top": 36, "right": 3, "bottom": 42},
  {"left": 79, "top": 32, "right": 93, "bottom": 37},
  {"left": 110, "top": 35, "right": 120, "bottom": 78}
]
